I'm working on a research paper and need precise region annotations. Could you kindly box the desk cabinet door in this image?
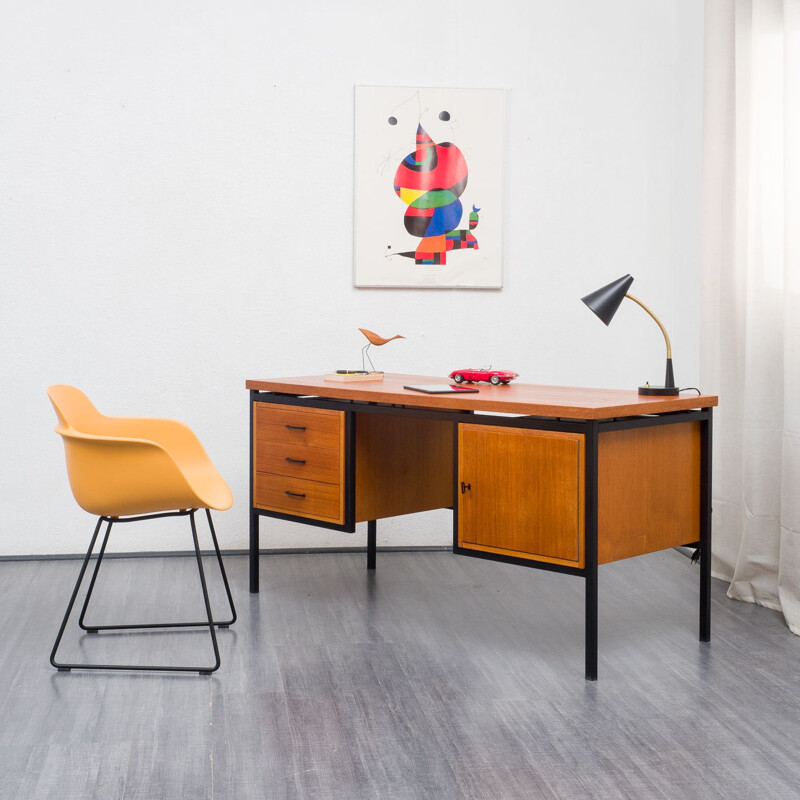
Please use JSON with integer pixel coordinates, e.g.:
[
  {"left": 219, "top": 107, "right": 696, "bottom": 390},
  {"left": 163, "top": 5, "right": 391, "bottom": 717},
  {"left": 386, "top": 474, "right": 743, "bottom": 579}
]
[{"left": 458, "top": 425, "right": 585, "bottom": 567}]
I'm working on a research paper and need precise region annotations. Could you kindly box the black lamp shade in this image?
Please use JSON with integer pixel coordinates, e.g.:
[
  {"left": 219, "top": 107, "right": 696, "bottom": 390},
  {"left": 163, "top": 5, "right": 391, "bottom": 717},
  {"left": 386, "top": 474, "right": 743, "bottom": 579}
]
[{"left": 581, "top": 274, "right": 634, "bottom": 326}]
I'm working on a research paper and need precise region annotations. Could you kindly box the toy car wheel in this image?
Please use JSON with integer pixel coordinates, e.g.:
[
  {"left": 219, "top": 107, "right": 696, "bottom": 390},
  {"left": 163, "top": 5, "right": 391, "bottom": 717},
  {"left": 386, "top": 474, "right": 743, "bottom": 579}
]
[
  {"left": 501, "top": 380, "right": 510, "bottom": 384},
  {"left": 490, "top": 375, "right": 501, "bottom": 385},
  {"left": 453, "top": 374, "right": 464, "bottom": 383}
]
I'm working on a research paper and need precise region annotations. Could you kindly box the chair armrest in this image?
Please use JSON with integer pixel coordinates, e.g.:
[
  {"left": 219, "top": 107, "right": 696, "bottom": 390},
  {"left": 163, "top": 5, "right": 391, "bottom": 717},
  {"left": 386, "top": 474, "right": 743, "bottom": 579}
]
[
  {"left": 57, "top": 431, "right": 203, "bottom": 517},
  {"left": 100, "top": 416, "right": 213, "bottom": 466}
]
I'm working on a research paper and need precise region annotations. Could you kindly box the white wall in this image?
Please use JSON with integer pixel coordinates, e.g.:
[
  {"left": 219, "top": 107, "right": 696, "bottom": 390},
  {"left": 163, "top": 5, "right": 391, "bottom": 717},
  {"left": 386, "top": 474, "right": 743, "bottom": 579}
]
[{"left": 0, "top": 0, "right": 704, "bottom": 556}]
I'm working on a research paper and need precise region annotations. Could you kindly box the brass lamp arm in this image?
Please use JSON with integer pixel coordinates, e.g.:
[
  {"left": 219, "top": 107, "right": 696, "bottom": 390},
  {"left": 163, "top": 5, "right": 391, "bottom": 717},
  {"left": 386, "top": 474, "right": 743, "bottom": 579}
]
[{"left": 625, "top": 293, "right": 672, "bottom": 359}]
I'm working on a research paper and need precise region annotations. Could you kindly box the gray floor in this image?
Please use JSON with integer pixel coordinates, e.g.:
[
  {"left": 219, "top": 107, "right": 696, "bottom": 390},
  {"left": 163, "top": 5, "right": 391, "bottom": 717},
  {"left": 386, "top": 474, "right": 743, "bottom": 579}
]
[{"left": 1, "top": 547, "right": 799, "bottom": 800}]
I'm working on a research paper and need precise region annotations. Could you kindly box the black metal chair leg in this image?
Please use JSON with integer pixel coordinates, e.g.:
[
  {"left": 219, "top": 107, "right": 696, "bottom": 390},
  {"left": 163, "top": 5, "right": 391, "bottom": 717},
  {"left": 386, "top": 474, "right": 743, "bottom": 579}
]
[
  {"left": 205, "top": 508, "right": 237, "bottom": 627},
  {"left": 51, "top": 510, "right": 225, "bottom": 674},
  {"left": 50, "top": 517, "right": 105, "bottom": 671},
  {"left": 78, "top": 519, "right": 114, "bottom": 631},
  {"left": 190, "top": 510, "right": 220, "bottom": 674},
  {"left": 79, "top": 509, "right": 237, "bottom": 632}
]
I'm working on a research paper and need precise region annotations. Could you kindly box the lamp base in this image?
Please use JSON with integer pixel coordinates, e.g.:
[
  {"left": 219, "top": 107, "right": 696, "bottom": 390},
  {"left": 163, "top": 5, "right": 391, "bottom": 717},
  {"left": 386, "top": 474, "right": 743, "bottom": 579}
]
[{"left": 638, "top": 384, "right": 679, "bottom": 396}]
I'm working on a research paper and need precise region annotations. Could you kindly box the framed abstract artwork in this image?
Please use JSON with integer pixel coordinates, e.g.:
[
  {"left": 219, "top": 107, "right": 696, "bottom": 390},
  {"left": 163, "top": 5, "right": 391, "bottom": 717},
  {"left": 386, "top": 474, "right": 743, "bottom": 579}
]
[{"left": 354, "top": 86, "right": 505, "bottom": 289}]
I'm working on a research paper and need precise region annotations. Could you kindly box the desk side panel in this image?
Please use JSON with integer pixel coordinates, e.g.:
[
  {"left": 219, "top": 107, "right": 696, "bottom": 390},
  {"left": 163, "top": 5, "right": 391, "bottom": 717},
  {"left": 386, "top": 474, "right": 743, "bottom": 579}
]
[
  {"left": 598, "top": 422, "right": 701, "bottom": 563},
  {"left": 354, "top": 414, "right": 453, "bottom": 522}
]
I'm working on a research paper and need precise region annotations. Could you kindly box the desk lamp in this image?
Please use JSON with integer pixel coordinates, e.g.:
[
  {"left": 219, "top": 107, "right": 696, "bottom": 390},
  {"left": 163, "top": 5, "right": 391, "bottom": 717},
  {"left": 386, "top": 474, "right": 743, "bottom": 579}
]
[{"left": 581, "top": 274, "right": 678, "bottom": 396}]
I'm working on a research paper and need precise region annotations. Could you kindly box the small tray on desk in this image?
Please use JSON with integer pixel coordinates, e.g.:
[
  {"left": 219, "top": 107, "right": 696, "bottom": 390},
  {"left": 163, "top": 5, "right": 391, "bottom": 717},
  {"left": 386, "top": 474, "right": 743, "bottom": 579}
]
[{"left": 324, "top": 372, "right": 384, "bottom": 382}]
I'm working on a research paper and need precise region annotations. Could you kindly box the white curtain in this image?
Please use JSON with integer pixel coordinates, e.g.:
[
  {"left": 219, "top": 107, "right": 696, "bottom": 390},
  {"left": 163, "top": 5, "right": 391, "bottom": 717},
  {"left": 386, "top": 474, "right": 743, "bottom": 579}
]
[{"left": 701, "top": 0, "right": 800, "bottom": 632}]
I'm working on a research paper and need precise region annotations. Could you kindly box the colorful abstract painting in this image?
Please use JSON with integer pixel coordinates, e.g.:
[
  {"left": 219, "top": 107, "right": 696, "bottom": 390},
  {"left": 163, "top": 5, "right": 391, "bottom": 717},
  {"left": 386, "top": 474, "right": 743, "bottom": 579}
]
[{"left": 354, "top": 86, "right": 504, "bottom": 288}]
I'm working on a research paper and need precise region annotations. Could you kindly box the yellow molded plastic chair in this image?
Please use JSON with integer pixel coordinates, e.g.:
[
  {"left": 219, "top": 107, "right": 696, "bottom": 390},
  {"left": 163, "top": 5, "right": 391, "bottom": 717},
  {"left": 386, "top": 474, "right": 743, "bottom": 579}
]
[{"left": 47, "top": 385, "right": 236, "bottom": 674}]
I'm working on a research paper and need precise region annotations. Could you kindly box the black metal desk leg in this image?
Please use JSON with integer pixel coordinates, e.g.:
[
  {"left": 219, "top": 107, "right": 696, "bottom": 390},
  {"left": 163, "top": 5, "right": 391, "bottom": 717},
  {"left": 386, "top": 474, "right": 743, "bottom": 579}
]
[
  {"left": 584, "top": 420, "right": 599, "bottom": 680},
  {"left": 367, "top": 520, "right": 377, "bottom": 570},
  {"left": 585, "top": 567, "right": 598, "bottom": 681},
  {"left": 699, "top": 409, "right": 713, "bottom": 641},
  {"left": 249, "top": 511, "right": 260, "bottom": 593},
  {"left": 249, "top": 391, "right": 260, "bottom": 594}
]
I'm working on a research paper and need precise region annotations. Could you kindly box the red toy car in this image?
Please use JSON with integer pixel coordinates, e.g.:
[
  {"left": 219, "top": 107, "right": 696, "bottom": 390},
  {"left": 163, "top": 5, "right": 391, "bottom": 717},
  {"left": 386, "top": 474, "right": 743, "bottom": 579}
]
[{"left": 449, "top": 367, "right": 519, "bottom": 385}]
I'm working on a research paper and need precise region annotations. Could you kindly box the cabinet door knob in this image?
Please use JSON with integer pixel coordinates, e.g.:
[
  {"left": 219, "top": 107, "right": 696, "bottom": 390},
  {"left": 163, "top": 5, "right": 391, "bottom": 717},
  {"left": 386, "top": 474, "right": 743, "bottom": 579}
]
[
  {"left": 285, "top": 491, "right": 306, "bottom": 499},
  {"left": 285, "top": 457, "right": 306, "bottom": 464},
  {"left": 460, "top": 481, "right": 471, "bottom": 494},
  {"left": 285, "top": 424, "right": 306, "bottom": 431}
]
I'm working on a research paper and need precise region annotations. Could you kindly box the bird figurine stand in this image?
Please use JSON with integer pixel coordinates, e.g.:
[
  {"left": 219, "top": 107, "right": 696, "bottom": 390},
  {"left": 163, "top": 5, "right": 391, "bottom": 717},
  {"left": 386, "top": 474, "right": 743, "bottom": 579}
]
[{"left": 324, "top": 328, "right": 405, "bottom": 382}]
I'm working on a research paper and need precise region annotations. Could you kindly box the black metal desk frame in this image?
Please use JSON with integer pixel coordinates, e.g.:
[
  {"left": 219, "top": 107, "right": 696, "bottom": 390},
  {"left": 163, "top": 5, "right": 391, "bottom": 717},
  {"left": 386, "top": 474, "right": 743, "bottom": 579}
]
[{"left": 249, "top": 389, "right": 713, "bottom": 681}]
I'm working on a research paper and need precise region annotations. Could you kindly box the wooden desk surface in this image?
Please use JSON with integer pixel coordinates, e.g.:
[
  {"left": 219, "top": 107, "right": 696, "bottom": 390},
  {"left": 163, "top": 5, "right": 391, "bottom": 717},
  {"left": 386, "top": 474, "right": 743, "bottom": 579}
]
[{"left": 246, "top": 374, "right": 718, "bottom": 420}]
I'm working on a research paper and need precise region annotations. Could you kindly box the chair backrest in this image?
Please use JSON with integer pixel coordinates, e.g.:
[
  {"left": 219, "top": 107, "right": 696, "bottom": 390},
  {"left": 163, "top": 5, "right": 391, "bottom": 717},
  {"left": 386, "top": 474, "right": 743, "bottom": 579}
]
[
  {"left": 47, "top": 385, "right": 186, "bottom": 516},
  {"left": 47, "top": 385, "right": 105, "bottom": 435}
]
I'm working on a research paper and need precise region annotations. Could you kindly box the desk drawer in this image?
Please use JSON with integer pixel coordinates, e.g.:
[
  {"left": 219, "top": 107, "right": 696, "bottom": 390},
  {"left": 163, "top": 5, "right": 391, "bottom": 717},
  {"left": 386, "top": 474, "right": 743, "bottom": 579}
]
[
  {"left": 255, "top": 403, "right": 343, "bottom": 450},
  {"left": 254, "top": 473, "right": 343, "bottom": 523},
  {"left": 256, "top": 442, "right": 342, "bottom": 484}
]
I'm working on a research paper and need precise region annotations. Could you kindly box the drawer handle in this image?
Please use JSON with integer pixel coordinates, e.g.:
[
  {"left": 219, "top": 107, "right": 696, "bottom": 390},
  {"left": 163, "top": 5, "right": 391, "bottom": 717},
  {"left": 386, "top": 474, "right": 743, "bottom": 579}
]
[
  {"left": 285, "top": 424, "right": 306, "bottom": 431},
  {"left": 285, "top": 457, "right": 306, "bottom": 465},
  {"left": 285, "top": 491, "right": 306, "bottom": 499}
]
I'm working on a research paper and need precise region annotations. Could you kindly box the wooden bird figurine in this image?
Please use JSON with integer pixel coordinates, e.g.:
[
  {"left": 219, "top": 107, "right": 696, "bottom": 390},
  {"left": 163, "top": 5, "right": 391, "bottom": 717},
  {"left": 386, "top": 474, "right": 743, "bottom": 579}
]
[{"left": 359, "top": 328, "right": 405, "bottom": 373}]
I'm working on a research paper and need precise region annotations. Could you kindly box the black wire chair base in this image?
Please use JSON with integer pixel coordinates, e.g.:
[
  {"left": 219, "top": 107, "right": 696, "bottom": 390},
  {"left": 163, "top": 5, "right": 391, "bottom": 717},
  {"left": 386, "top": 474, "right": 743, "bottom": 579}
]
[{"left": 50, "top": 508, "right": 237, "bottom": 675}]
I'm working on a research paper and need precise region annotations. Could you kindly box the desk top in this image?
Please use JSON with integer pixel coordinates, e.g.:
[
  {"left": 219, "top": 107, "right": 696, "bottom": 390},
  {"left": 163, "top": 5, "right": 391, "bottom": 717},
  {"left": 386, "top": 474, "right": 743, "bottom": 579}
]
[{"left": 246, "top": 374, "right": 718, "bottom": 420}]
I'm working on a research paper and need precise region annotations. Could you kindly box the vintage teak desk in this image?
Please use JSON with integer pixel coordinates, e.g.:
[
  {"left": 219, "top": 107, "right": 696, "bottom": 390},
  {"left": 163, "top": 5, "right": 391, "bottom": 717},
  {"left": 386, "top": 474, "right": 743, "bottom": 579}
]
[{"left": 246, "top": 374, "right": 718, "bottom": 680}]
